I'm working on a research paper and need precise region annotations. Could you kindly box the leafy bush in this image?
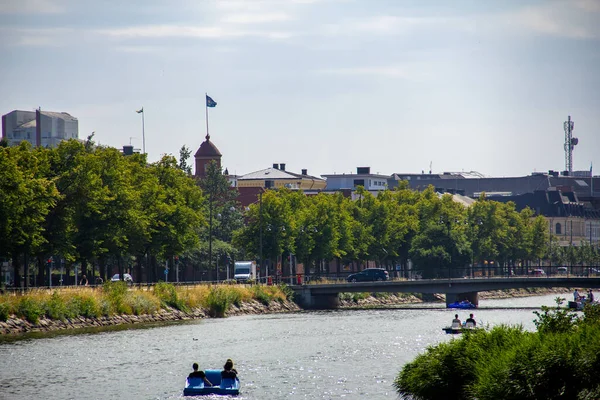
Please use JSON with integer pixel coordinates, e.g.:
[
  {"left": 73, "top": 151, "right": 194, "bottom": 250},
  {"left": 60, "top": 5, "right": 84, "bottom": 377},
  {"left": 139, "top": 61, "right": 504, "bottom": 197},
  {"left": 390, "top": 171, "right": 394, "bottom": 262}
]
[
  {"left": 0, "top": 298, "right": 11, "bottom": 321},
  {"left": 45, "top": 291, "right": 68, "bottom": 320},
  {"left": 533, "top": 297, "right": 579, "bottom": 334},
  {"left": 102, "top": 281, "right": 130, "bottom": 314},
  {"left": 78, "top": 294, "right": 101, "bottom": 318},
  {"left": 352, "top": 292, "right": 370, "bottom": 302},
  {"left": 17, "top": 297, "right": 44, "bottom": 324},
  {"left": 277, "top": 283, "right": 294, "bottom": 301},
  {"left": 153, "top": 282, "right": 186, "bottom": 310},
  {"left": 128, "top": 291, "right": 161, "bottom": 315},
  {"left": 396, "top": 315, "right": 600, "bottom": 400},
  {"left": 251, "top": 285, "right": 272, "bottom": 306},
  {"left": 206, "top": 286, "right": 232, "bottom": 317}
]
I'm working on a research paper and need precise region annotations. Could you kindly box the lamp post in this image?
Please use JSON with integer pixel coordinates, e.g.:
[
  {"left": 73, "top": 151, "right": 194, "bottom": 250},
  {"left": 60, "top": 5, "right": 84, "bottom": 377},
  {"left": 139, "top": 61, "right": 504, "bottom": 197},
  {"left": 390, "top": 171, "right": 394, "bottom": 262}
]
[{"left": 258, "top": 191, "right": 263, "bottom": 283}]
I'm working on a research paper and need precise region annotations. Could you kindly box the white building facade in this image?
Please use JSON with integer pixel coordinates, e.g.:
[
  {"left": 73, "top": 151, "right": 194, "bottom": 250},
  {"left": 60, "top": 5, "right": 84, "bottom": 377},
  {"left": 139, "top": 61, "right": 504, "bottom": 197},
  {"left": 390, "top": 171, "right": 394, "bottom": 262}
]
[{"left": 2, "top": 109, "right": 78, "bottom": 148}]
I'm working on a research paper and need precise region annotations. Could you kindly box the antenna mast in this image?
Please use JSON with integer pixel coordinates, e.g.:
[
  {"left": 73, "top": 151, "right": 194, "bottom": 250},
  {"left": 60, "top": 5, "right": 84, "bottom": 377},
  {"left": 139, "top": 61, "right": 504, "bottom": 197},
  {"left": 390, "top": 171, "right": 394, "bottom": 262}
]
[{"left": 563, "top": 115, "right": 578, "bottom": 175}]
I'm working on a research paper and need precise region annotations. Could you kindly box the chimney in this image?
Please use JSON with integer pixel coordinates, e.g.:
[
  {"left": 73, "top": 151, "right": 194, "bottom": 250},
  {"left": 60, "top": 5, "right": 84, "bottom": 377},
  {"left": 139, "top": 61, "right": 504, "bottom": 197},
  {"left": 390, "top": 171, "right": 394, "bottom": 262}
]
[
  {"left": 301, "top": 169, "right": 307, "bottom": 175},
  {"left": 273, "top": 163, "right": 279, "bottom": 169},
  {"left": 280, "top": 163, "right": 286, "bottom": 171}
]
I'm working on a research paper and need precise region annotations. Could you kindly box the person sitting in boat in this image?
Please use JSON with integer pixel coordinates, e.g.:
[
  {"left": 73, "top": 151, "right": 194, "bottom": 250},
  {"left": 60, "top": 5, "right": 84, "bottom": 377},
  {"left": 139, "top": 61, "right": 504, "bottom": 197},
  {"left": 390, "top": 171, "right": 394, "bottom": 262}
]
[
  {"left": 221, "top": 359, "right": 238, "bottom": 380},
  {"left": 465, "top": 313, "right": 476, "bottom": 327},
  {"left": 189, "top": 363, "right": 212, "bottom": 386},
  {"left": 451, "top": 314, "right": 461, "bottom": 329}
]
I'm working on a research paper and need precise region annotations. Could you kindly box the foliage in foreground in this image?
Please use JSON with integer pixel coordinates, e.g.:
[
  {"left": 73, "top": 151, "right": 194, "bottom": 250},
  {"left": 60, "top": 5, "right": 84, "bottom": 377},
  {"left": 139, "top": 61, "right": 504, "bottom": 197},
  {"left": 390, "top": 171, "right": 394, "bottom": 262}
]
[
  {"left": 395, "top": 299, "right": 600, "bottom": 400},
  {"left": 0, "top": 282, "right": 291, "bottom": 323}
]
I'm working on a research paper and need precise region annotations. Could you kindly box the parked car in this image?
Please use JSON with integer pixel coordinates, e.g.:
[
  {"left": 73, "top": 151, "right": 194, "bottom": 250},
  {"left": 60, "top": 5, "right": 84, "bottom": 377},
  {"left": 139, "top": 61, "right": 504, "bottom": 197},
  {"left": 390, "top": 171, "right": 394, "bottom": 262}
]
[
  {"left": 111, "top": 273, "right": 133, "bottom": 283},
  {"left": 347, "top": 268, "right": 389, "bottom": 282},
  {"left": 530, "top": 269, "right": 546, "bottom": 276}
]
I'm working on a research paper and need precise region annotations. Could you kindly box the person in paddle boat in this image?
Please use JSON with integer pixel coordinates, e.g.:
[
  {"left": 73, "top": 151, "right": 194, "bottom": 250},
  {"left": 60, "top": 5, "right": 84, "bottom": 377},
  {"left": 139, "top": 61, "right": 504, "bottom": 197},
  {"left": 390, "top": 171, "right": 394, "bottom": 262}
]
[
  {"left": 451, "top": 314, "right": 461, "bottom": 329},
  {"left": 221, "top": 359, "right": 238, "bottom": 380},
  {"left": 189, "top": 363, "right": 212, "bottom": 386},
  {"left": 465, "top": 313, "right": 476, "bottom": 327}
]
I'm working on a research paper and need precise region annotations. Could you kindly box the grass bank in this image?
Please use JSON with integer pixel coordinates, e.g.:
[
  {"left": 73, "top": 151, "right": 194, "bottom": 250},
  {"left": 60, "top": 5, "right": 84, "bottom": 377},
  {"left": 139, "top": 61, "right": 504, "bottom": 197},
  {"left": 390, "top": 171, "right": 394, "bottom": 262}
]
[{"left": 0, "top": 282, "right": 293, "bottom": 325}]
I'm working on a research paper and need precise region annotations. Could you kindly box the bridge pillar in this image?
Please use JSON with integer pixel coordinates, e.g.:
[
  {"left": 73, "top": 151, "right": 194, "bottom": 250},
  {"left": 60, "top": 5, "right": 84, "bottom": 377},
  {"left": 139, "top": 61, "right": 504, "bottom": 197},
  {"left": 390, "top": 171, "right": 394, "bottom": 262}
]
[
  {"left": 446, "top": 291, "right": 479, "bottom": 307},
  {"left": 295, "top": 288, "right": 340, "bottom": 309}
]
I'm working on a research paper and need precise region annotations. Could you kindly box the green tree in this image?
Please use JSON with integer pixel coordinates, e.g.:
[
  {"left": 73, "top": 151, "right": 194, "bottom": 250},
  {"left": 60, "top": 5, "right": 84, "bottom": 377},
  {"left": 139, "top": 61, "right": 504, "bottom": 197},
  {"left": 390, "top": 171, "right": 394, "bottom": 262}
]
[
  {"left": 0, "top": 142, "right": 59, "bottom": 287},
  {"left": 198, "top": 160, "right": 239, "bottom": 278}
]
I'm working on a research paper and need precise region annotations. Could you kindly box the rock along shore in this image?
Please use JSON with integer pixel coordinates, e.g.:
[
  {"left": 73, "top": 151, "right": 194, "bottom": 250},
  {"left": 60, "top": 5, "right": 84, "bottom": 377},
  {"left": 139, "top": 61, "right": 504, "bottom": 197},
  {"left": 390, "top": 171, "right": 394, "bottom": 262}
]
[{"left": 0, "top": 287, "right": 573, "bottom": 337}]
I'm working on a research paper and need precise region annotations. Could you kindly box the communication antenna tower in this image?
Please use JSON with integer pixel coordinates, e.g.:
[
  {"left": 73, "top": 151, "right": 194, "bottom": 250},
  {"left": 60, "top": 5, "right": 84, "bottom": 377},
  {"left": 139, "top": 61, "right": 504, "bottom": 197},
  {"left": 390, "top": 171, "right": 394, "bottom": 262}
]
[{"left": 563, "top": 115, "right": 578, "bottom": 175}]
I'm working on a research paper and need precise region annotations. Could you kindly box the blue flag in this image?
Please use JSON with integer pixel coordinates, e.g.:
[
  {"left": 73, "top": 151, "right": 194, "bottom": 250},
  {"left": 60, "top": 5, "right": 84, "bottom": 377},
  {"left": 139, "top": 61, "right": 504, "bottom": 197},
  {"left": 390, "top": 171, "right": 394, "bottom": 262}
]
[{"left": 206, "top": 95, "right": 217, "bottom": 108}]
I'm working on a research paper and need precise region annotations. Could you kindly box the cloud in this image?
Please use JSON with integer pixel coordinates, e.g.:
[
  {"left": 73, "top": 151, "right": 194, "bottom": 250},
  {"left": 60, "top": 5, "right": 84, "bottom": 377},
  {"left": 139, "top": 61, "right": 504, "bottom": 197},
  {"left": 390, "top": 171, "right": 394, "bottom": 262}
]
[
  {"left": 0, "top": 0, "right": 65, "bottom": 14},
  {"left": 0, "top": 27, "right": 74, "bottom": 46},
  {"left": 316, "top": 65, "right": 430, "bottom": 80},
  {"left": 321, "top": 15, "right": 475, "bottom": 37},
  {"left": 509, "top": 2, "right": 600, "bottom": 39},
  {"left": 221, "top": 12, "right": 292, "bottom": 24},
  {"left": 97, "top": 24, "right": 294, "bottom": 40}
]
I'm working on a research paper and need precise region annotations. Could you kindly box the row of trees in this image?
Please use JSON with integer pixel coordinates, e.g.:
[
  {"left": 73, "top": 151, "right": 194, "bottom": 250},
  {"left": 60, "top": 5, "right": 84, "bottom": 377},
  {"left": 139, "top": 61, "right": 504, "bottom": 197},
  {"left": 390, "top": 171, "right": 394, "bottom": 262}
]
[
  {"left": 233, "top": 184, "right": 563, "bottom": 278},
  {"left": 0, "top": 138, "right": 242, "bottom": 287},
  {"left": 2, "top": 138, "right": 599, "bottom": 287}
]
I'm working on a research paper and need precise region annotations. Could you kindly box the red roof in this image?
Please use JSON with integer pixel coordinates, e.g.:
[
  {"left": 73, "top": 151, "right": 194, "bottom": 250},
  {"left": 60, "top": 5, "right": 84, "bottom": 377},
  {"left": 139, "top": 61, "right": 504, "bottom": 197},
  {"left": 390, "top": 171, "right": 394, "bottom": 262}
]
[{"left": 194, "top": 137, "right": 222, "bottom": 158}]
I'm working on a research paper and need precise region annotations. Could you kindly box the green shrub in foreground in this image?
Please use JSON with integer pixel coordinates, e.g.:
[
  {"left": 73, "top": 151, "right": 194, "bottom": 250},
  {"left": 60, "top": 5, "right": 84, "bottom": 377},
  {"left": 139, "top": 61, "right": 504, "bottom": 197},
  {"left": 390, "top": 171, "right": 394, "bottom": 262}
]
[{"left": 396, "top": 302, "right": 600, "bottom": 400}]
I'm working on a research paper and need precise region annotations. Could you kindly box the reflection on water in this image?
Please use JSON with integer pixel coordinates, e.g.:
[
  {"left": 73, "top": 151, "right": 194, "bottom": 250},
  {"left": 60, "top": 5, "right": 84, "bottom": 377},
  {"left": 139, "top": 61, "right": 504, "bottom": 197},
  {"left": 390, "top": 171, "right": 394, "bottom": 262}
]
[{"left": 0, "top": 294, "right": 572, "bottom": 399}]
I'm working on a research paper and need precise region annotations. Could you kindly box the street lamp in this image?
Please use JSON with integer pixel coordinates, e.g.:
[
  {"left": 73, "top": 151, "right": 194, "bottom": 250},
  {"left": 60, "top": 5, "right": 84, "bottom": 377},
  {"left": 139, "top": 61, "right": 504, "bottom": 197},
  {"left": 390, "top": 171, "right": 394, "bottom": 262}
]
[{"left": 259, "top": 191, "right": 263, "bottom": 283}]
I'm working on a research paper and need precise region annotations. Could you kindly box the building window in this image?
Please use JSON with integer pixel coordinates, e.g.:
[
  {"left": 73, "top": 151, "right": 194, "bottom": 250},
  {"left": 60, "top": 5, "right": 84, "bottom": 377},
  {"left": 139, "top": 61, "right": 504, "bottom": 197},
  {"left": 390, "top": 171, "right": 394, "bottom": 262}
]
[{"left": 555, "top": 223, "right": 562, "bottom": 235}]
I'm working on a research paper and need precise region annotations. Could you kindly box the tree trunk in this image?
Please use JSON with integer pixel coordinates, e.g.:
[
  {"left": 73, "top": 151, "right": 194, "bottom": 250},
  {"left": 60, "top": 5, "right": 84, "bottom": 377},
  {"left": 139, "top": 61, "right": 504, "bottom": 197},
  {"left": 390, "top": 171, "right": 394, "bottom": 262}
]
[
  {"left": 81, "top": 259, "right": 88, "bottom": 282},
  {"left": 24, "top": 253, "right": 29, "bottom": 289},
  {"left": 38, "top": 256, "right": 45, "bottom": 287},
  {"left": 12, "top": 252, "right": 21, "bottom": 288}
]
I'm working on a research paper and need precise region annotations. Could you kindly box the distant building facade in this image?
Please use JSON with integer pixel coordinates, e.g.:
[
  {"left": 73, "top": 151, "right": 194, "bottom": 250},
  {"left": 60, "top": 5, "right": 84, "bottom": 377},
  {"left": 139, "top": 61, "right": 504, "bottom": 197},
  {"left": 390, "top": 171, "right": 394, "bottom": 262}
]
[
  {"left": 238, "top": 163, "right": 326, "bottom": 191},
  {"left": 2, "top": 109, "right": 78, "bottom": 148},
  {"left": 391, "top": 170, "right": 600, "bottom": 247},
  {"left": 322, "top": 167, "right": 390, "bottom": 192}
]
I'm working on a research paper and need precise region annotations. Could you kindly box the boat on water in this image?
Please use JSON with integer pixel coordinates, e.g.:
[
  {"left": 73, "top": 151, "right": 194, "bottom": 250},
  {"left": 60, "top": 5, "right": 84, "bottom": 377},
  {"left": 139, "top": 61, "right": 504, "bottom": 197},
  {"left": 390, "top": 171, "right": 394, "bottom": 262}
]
[
  {"left": 447, "top": 300, "right": 477, "bottom": 309},
  {"left": 183, "top": 369, "right": 240, "bottom": 396},
  {"left": 442, "top": 321, "right": 480, "bottom": 334},
  {"left": 568, "top": 300, "right": 599, "bottom": 310}
]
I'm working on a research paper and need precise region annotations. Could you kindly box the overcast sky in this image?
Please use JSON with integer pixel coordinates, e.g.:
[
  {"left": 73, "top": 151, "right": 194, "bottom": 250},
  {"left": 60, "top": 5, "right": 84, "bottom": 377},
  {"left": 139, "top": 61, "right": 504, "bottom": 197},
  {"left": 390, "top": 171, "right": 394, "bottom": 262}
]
[{"left": 1, "top": 0, "right": 599, "bottom": 178}]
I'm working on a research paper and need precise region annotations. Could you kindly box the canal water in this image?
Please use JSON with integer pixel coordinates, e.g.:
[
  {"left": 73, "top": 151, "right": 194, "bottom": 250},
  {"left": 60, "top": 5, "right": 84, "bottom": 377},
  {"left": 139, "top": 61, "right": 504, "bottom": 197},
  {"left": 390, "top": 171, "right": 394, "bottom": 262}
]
[{"left": 0, "top": 293, "right": 572, "bottom": 400}]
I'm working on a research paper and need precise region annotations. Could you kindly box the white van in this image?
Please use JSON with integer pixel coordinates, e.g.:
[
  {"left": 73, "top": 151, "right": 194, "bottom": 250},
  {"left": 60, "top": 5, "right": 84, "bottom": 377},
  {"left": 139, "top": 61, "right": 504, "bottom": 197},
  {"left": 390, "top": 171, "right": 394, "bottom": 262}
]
[{"left": 234, "top": 261, "right": 256, "bottom": 282}]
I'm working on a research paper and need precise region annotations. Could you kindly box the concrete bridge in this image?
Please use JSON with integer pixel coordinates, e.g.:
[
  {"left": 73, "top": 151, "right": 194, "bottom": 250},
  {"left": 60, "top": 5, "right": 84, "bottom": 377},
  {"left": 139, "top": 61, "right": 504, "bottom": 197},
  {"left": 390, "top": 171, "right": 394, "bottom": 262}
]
[{"left": 291, "top": 277, "right": 600, "bottom": 309}]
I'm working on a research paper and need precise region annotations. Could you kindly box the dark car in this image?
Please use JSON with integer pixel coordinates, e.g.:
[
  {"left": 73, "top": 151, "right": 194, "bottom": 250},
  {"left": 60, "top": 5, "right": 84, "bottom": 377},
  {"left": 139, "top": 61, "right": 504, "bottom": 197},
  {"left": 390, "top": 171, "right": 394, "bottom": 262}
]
[{"left": 347, "top": 268, "right": 389, "bottom": 282}]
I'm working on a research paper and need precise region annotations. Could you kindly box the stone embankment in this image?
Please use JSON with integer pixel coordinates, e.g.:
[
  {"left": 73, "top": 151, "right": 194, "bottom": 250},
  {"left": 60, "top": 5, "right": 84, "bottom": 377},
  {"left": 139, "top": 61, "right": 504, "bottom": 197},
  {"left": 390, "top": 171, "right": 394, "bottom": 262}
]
[
  {"left": 338, "top": 287, "right": 573, "bottom": 308},
  {"left": 0, "top": 299, "right": 300, "bottom": 336},
  {"left": 0, "top": 288, "right": 574, "bottom": 336}
]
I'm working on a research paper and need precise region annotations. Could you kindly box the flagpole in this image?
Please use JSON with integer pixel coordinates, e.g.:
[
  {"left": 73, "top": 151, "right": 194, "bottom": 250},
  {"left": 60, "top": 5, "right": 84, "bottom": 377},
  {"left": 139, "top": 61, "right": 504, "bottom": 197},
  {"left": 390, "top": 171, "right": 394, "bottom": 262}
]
[
  {"left": 205, "top": 92, "right": 209, "bottom": 139},
  {"left": 142, "top": 109, "right": 146, "bottom": 154}
]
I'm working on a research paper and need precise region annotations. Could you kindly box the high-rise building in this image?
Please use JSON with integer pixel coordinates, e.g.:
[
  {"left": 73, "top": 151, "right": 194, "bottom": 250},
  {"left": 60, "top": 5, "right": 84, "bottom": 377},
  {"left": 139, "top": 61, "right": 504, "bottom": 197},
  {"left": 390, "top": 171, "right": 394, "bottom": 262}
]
[{"left": 1, "top": 109, "right": 78, "bottom": 148}]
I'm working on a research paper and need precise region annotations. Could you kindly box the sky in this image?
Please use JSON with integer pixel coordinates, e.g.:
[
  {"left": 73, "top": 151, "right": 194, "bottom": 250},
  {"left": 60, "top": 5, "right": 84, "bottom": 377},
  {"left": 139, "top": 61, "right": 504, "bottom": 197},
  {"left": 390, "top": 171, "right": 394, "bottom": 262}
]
[{"left": 1, "top": 0, "right": 599, "bottom": 179}]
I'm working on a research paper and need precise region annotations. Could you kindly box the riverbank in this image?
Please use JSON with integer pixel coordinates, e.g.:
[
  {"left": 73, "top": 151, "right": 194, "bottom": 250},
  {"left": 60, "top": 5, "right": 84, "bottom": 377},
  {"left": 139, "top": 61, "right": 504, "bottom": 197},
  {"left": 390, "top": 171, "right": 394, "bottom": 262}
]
[
  {"left": 0, "top": 298, "right": 300, "bottom": 336},
  {"left": 0, "top": 286, "right": 574, "bottom": 337},
  {"left": 338, "top": 287, "right": 573, "bottom": 308}
]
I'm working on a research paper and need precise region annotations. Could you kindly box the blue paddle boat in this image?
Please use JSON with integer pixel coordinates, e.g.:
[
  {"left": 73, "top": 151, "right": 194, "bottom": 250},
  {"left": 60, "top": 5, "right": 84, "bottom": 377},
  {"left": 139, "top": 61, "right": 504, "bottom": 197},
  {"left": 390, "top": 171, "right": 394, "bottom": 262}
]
[
  {"left": 183, "top": 369, "right": 240, "bottom": 396},
  {"left": 447, "top": 300, "right": 477, "bottom": 309}
]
